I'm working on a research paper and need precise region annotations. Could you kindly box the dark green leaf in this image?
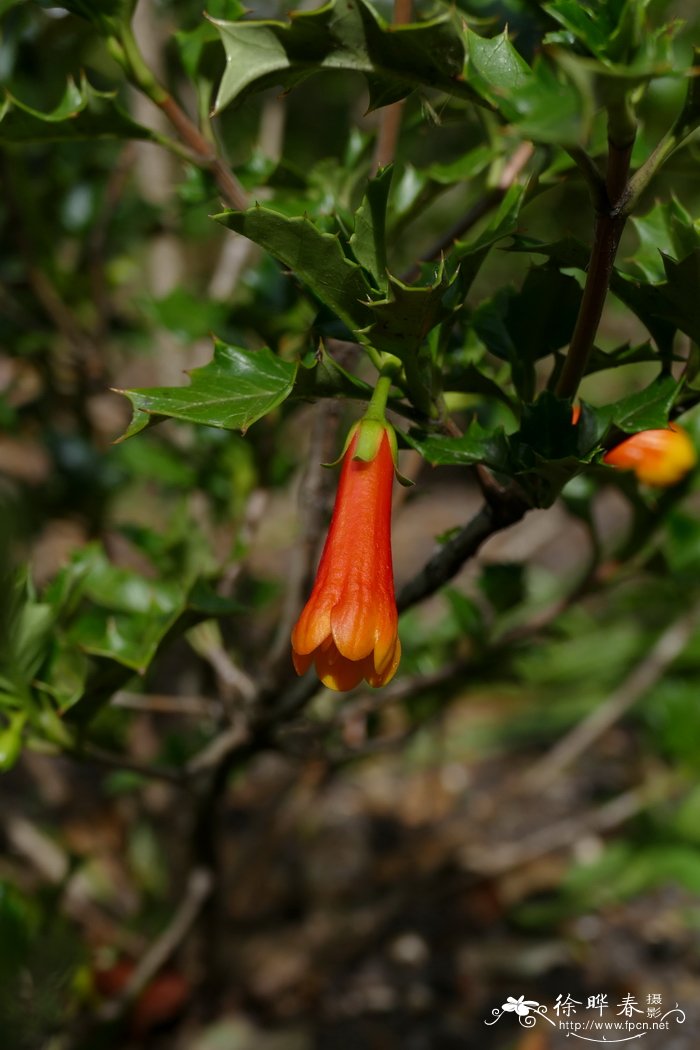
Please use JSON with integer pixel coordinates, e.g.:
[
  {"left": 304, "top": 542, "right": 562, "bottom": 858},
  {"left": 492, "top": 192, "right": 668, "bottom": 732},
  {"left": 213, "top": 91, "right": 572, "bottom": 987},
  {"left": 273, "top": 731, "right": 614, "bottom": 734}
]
[
  {"left": 366, "top": 268, "right": 455, "bottom": 357},
  {"left": 117, "top": 341, "right": 298, "bottom": 436},
  {"left": 627, "top": 198, "right": 700, "bottom": 283},
  {"left": 405, "top": 421, "right": 510, "bottom": 473},
  {"left": 463, "top": 27, "right": 588, "bottom": 144},
  {"left": 585, "top": 340, "right": 663, "bottom": 375},
  {"left": 543, "top": 0, "right": 678, "bottom": 79},
  {"left": 211, "top": 0, "right": 471, "bottom": 114},
  {"left": 605, "top": 374, "right": 680, "bottom": 433},
  {"left": 68, "top": 608, "right": 184, "bottom": 673},
  {"left": 216, "top": 205, "right": 375, "bottom": 335},
  {"left": 0, "top": 76, "right": 156, "bottom": 144},
  {"left": 658, "top": 250, "right": 700, "bottom": 344},
  {"left": 507, "top": 235, "right": 676, "bottom": 356},
  {"left": 518, "top": 391, "right": 581, "bottom": 460},
  {"left": 349, "top": 165, "right": 393, "bottom": 290},
  {"left": 293, "top": 346, "right": 374, "bottom": 401},
  {"left": 473, "top": 265, "right": 582, "bottom": 399}
]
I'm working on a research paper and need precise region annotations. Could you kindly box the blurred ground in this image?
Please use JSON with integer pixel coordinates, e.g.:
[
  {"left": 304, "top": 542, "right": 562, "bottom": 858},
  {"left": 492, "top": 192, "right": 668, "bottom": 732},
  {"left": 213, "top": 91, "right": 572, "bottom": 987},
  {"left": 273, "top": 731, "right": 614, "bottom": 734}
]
[{"left": 2, "top": 460, "right": 699, "bottom": 1049}]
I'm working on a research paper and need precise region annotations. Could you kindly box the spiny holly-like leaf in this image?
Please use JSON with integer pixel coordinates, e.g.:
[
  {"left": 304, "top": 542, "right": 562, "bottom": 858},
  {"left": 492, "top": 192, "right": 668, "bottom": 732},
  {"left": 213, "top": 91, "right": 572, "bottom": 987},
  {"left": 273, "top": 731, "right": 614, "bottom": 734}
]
[
  {"left": 517, "top": 391, "right": 584, "bottom": 461},
  {"left": 510, "top": 393, "right": 603, "bottom": 507},
  {"left": 604, "top": 374, "right": 681, "bottom": 433},
  {"left": 216, "top": 205, "right": 375, "bottom": 335},
  {"left": 367, "top": 267, "right": 456, "bottom": 357},
  {"left": 627, "top": 198, "right": 700, "bottom": 283},
  {"left": 293, "top": 346, "right": 374, "bottom": 401},
  {"left": 657, "top": 250, "right": 700, "bottom": 345},
  {"left": 117, "top": 342, "right": 298, "bottom": 437},
  {"left": 211, "top": 0, "right": 471, "bottom": 114},
  {"left": 462, "top": 27, "right": 588, "bottom": 144},
  {"left": 405, "top": 421, "right": 511, "bottom": 473},
  {"left": 176, "top": 0, "right": 246, "bottom": 80},
  {"left": 0, "top": 75, "right": 156, "bottom": 144},
  {"left": 543, "top": 0, "right": 678, "bottom": 79},
  {"left": 349, "top": 165, "right": 393, "bottom": 291},
  {"left": 585, "top": 341, "right": 666, "bottom": 375},
  {"left": 473, "top": 264, "right": 582, "bottom": 400},
  {"left": 463, "top": 27, "right": 531, "bottom": 101},
  {"left": 507, "top": 235, "right": 676, "bottom": 357}
]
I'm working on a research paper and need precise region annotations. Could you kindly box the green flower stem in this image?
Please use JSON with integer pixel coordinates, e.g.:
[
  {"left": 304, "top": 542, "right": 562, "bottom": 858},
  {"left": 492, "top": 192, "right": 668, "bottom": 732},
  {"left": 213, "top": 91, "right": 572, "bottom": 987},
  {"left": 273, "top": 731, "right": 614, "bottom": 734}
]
[
  {"left": 111, "top": 25, "right": 247, "bottom": 210},
  {"left": 362, "top": 355, "right": 402, "bottom": 422}
]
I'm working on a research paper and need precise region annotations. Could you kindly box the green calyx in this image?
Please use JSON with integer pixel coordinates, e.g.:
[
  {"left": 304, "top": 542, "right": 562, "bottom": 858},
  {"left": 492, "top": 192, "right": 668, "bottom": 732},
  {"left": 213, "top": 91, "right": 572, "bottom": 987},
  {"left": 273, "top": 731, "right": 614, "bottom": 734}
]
[
  {"left": 325, "top": 356, "right": 412, "bottom": 484},
  {"left": 353, "top": 418, "right": 390, "bottom": 463},
  {"left": 353, "top": 418, "right": 413, "bottom": 487}
]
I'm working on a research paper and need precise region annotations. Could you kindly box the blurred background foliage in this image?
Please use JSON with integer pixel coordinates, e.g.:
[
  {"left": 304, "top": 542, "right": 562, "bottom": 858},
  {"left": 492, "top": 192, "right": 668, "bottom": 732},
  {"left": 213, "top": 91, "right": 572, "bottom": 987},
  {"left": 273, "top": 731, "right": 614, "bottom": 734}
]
[{"left": 2, "top": 0, "right": 700, "bottom": 1047}]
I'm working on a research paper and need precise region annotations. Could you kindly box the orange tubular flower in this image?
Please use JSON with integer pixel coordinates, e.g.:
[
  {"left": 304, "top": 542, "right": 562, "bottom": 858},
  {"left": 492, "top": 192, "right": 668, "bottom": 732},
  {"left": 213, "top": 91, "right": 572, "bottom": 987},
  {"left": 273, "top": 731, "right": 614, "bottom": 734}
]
[
  {"left": 603, "top": 423, "right": 696, "bottom": 486},
  {"left": 291, "top": 420, "right": 400, "bottom": 692}
]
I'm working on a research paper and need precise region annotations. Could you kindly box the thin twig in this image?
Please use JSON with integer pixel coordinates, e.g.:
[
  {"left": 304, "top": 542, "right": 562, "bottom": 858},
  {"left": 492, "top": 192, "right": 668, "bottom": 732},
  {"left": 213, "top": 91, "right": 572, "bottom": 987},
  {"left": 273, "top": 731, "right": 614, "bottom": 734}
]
[
  {"left": 156, "top": 96, "right": 247, "bottom": 209},
  {"left": 97, "top": 867, "right": 213, "bottom": 1022},
  {"left": 396, "top": 496, "right": 527, "bottom": 613},
  {"left": 520, "top": 603, "right": 700, "bottom": 793},
  {"left": 188, "top": 621, "right": 257, "bottom": 706},
  {"left": 117, "top": 21, "right": 247, "bottom": 210}
]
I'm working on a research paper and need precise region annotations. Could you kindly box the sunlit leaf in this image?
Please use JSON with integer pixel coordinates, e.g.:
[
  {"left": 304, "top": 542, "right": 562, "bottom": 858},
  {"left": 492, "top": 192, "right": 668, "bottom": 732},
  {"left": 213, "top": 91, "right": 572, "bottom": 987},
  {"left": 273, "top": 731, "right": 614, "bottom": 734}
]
[{"left": 117, "top": 342, "right": 298, "bottom": 436}]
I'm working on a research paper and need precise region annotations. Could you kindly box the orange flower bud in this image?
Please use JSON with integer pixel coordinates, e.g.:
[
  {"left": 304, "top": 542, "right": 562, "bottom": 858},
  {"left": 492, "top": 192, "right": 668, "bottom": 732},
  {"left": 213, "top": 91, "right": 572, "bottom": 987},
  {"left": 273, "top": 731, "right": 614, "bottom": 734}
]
[
  {"left": 603, "top": 423, "right": 696, "bottom": 486},
  {"left": 291, "top": 421, "right": 400, "bottom": 691}
]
